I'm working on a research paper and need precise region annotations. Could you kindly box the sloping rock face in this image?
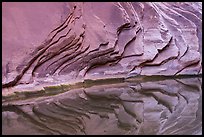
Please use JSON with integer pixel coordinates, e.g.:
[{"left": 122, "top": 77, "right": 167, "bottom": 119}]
[{"left": 2, "top": 2, "right": 202, "bottom": 88}]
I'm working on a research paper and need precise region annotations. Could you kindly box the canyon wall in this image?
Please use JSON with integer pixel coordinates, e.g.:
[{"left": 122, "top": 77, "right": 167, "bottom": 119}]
[{"left": 2, "top": 2, "right": 202, "bottom": 88}]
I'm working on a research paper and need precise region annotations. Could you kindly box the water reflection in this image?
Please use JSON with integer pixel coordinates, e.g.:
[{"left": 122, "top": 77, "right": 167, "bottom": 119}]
[{"left": 2, "top": 77, "right": 202, "bottom": 135}]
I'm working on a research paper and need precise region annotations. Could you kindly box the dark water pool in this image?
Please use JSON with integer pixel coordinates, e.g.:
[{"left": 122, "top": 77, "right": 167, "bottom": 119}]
[{"left": 2, "top": 77, "right": 202, "bottom": 135}]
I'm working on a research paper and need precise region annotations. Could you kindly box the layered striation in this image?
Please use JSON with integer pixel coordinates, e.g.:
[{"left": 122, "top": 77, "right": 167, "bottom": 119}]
[{"left": 2, "top": 2, "right": 202, "bottom": 88}]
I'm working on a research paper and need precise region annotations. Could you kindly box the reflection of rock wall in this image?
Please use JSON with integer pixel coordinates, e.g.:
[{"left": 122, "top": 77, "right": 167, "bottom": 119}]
[
  {"left": 2, "top": 2, "right": 202, "bottom": 88},
  {"left": 2, "top": 78, "right": 202, "bottom": 135}
]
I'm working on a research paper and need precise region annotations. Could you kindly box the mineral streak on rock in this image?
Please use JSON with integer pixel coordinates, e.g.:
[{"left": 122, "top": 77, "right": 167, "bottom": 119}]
[{"left": 2, "top": 2, "right": 202, "bottom": 88}]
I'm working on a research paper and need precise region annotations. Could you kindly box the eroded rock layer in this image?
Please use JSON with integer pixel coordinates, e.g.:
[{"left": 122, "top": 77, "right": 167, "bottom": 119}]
[
  {"left": 2, "top": 77, "right": 202, "bottom": 135},
  {"left": 2, "top": 2, "right": 202, "bottom": 88}
]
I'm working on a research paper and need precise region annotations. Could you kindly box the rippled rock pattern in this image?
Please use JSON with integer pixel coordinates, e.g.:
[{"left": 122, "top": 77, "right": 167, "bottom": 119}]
[
  {"left": 2, "top": 77, "right": 202, "bottom": 135},
  {"left": 2, "top": 2, "right": 202, "bottom": 88}
]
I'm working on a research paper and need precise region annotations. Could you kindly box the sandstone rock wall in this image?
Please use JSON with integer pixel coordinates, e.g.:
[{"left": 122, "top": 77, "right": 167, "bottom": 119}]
[{"left": 2, "top": 2, "right": 202, "bottom": 88}]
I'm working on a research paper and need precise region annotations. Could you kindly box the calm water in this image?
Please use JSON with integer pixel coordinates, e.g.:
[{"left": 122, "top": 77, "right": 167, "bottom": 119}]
[{"left": 2, "top": 77, "right": 202, "bottom": 135}]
